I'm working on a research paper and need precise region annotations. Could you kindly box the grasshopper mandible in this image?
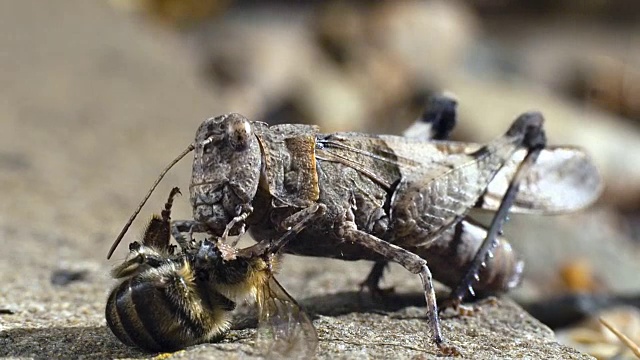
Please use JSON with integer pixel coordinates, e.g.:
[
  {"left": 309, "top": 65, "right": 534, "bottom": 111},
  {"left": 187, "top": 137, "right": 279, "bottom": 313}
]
[{"left": 108, "top": 96, "right": 602, "bottom": 354}]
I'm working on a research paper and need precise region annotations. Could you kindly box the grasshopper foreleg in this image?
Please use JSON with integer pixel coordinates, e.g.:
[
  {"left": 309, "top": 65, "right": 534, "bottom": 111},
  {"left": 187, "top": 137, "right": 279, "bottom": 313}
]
[
  {"left": 271, "top": 203, "right": 326, "bottom": 253},
  {"left": 241, "top": 204, "right": 327, "bottom": 259}
]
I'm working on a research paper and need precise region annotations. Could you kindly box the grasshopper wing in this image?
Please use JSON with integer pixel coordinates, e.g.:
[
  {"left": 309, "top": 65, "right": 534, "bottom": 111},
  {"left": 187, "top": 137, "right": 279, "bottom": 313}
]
[{"left": 479, "top": 146, "right": 603, "bottom": 214}]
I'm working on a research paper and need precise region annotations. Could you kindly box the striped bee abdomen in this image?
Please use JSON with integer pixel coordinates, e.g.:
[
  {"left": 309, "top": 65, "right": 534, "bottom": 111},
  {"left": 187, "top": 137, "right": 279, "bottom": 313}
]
[{"left": 106, "top": 261, "right": 231, "bottom": 352}]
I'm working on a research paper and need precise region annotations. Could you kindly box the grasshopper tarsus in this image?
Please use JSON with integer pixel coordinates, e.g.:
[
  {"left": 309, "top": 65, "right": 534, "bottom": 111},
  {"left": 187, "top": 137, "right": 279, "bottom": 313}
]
[{"left": 434, "top": 318, "right": 462, "bottom": 356}]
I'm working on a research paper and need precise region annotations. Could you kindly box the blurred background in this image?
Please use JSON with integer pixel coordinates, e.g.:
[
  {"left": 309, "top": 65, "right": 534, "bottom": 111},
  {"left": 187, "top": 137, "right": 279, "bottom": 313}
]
[{"left": 0, "top": 1, "right": 639, "bottom": 358}]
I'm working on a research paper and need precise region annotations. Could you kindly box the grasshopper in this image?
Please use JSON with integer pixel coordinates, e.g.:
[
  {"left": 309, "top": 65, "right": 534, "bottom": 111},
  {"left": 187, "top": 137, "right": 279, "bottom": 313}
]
[{"left": 108, "top": 96, "right": 601, "bottom": 354}]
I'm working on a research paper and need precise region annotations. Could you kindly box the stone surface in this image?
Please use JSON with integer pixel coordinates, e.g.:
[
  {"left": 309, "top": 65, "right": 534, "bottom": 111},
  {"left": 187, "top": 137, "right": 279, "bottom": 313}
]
[{"left": 0, "top": 1, "right": 599, "bottom": 359}]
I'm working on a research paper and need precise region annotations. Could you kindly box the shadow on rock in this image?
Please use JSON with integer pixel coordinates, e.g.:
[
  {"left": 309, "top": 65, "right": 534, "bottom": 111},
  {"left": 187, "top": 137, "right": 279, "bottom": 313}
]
[
  {"left": 0, "top": 326, "right": 144, "bottom": 359},
  {"left": 233, "top": 289, "right": 433, "bottom": 329},
  {"left": 303, "top": 290, "right": 430, "bottom": 317}
]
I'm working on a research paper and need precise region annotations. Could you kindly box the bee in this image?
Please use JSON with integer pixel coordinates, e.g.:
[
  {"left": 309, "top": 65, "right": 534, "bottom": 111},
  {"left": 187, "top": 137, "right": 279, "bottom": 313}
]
[{"left": 105, "top": 187, "right": 317, "bottom": 355}]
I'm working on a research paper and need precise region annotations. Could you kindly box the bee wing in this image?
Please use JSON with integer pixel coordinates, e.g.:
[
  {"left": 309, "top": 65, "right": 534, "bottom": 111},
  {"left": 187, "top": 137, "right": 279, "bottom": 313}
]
[
  {"left": 255, "top": 276, "right": 318, "bottom": 358},
  {"left": 478, "top": 146, "right": 603, "bottom": 214}
]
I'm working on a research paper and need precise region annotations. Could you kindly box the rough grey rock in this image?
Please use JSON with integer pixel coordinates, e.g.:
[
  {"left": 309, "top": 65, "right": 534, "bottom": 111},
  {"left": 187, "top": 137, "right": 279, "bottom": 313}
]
[{"left": 1, "top": 284, "right": 590, "bottom": 359}]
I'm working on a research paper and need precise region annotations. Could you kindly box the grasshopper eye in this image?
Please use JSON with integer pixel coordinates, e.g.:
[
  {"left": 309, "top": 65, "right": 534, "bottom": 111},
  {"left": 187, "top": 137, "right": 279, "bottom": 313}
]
[
  {"left": 227, "top": 114, "right": 252, "bottom": 151},
  {"left": 202, "top": 140, "right": 215, "bottom": 154}
]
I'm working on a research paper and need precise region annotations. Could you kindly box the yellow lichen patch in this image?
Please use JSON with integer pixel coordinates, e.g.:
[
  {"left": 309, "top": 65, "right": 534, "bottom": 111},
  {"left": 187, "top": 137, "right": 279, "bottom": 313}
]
[{"left": 152, "top": 350, "right": 184, "bottom": 359}]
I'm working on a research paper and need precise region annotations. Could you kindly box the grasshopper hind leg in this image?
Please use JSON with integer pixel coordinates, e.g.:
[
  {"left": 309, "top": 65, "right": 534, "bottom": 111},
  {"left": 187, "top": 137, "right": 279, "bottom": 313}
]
[{"left": 445, "top": 113, "right": 546, "bottom": 310}]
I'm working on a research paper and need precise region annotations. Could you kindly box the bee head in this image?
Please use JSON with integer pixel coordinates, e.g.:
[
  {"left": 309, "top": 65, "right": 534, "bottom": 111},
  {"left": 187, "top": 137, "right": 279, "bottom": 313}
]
[
  {"left": 194, "top": 239, "right": 223, "bottom": 279},
  {"left": 194, "top": 239, "right": 256, "bottom": 285}
]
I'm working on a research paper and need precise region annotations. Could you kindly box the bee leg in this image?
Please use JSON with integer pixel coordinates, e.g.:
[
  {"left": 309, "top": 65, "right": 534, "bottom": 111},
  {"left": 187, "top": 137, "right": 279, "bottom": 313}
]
[
  {"left": 445, "top": 126, "right": 545, "bottom": 310},
  {"left": 137, "top": 188, "right": 181, "bottom": 251},
  {"left": 359, "top": 261, "right": 395, "bottom": 298},
  {"left": 171, "top": 220, "right": 204, "bottom": 250},
  {"left": 161, "top": 187, "right": 181, "bottom": 220},
  {"left": 338, "top": 224, "right": 460, "bottom": 356}
]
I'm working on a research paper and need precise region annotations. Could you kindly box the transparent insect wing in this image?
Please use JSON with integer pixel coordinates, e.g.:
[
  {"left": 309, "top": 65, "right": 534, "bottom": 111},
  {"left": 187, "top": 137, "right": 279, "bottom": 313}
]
[
  {"left": 255, "top": 276, "right": 318, "bottom": 359},
  {"left": 481, "top": 147, "right": 603, "bottom": 214}
]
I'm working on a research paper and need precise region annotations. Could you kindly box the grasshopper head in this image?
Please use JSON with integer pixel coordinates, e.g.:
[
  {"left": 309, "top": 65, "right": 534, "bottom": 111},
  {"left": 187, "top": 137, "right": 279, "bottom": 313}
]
[{"left": 190, "top": 113, "right": 262, "bottom": 236}]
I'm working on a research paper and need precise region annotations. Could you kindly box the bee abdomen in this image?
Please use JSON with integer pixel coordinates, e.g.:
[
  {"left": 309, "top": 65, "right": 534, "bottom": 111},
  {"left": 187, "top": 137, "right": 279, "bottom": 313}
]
[
  {"left": 106, "top": 265, "right": 228, "bottom": 352},
  {"left": 105, "top": 284, "right": 138, "bottom": 348}
]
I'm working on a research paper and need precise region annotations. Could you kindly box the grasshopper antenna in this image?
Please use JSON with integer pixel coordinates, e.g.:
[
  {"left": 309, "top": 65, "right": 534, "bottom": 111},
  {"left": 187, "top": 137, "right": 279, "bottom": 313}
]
[{"left": 107, "top": 143, "right": 195, "bottom": 259}]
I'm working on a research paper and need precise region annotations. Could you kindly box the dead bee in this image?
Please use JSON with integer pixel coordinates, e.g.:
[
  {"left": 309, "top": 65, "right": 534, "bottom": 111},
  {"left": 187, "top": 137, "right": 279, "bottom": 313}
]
[
  {"left": 106, "top": 187, "right": 317, "bottom": 354},
  {"left": 108, "top": 96, "right": 602, "bottom": 355}
]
